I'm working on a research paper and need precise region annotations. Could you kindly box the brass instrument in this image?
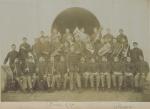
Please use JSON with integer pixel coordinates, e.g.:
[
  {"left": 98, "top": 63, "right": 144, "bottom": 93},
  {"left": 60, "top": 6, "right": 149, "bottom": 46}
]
[
  {"left": 98, "top": 43, "right": 111, "bottom": 56},
  {"left": 122, "top": 44, "right": 130, "bottom": 57}
]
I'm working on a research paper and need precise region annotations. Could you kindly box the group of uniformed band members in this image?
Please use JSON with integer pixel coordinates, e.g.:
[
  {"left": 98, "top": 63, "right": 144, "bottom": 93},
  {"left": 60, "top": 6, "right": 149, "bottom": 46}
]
[{"left": 3, "top": 27, "right": 149, "bottom": 93}]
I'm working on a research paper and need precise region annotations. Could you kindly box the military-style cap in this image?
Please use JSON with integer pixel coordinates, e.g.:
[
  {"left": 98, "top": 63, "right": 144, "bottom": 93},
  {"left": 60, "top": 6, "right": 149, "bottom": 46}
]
[
  {"left": 133, "top": 42, "right": 138, "bottom": 45},
  {"left": 11, "top": 44, "right": 16, "bottom": 46},
  {"left": 23, "top": 37, "right": 27, "bottom": 40}
]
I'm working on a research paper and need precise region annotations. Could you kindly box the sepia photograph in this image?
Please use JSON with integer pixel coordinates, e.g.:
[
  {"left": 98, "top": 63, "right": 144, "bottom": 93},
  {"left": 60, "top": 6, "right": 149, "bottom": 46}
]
[{"left": 0, "top": 0, "right": 150, "bottom": 108}]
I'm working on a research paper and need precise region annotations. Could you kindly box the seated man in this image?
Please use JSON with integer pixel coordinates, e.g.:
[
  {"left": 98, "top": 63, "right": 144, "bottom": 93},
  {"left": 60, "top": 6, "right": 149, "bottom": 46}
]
[
  {"left": 88, "top": 58, "right": 99, "bottom": 90},
  {"left": 123, "top": 57, "right": 135, "bottom": 90},
  {"left": 24, "top": 56, "right": 36, "bottom": 92},
  {"left": 134, "top": 56, "right": 149, "bottom": 92},
  {"left": 51, "top": 55, "right": 67, "bottom": 90},
  {"left": 112, "top": 57, "right": 124, "bottom": 90},
  {"left": 79, "top": 57, "right": 87, "bottom": 89},
  {"left": 36, "top": 56, "right": 48, "bottom": 90},
  {"left": 99, "top": 56, "right": 112, "bottom": 90}
]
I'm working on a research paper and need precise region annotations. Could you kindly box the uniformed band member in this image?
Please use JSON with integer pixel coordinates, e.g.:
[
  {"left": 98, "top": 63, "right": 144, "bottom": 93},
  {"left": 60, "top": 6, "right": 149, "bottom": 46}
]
[
  {"left": 103, "top": 28, "right": 113, "bottom": 44},
  {"left": 116, "top": 29, "right": 128, "bottom": 45},
  {"left": 130, "top": 42, "right": 143, "bottom": 63},
  {"left": 88, "top": 58, "right": 99, "bottom": 89},
  {"left": 68, "top": 46, "right": 80, "bottom": 90},
  {"left": 24, "top": 56, "right": 36, "bottom": 92},
  {"left": 3, "top": 44, "right": 18, "bottom": 91},
  {"left": 134, "top": 56, "right": 149, "bottom": 92},
  {"left": 79, "top": 57, "right": 87, "bottom": 88},
  {"left": 4, "top": 44, "right": 18, "bottom": 73},
  {"left": 3, "top": 28, "right": 149, "bottom": 93},
  {"left": 112, "top": 57, "right": 124, "bottom": 90},
  {"left": 99, "top": 56, "right": 112, "bottom": 90},
  {"left": 36, "top": 56, "right": 48, "bottom": 90},
  {"left": 123, "top": 57, "right": 135, "bottom": 89}
]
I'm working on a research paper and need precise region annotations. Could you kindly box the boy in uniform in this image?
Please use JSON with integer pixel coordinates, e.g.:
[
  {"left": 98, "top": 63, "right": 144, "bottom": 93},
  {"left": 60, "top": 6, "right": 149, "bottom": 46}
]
[
  {"left": 14, "top": 58, "right": 24, "bottom": 91},
  {"left": 4, "top": 44, "right": 18, "bottom": 74},
  {"left": 67, "top": 46, "right": 80, "bottom": 91},
  {"left": 24, "top": 56, "right": 36, "bottom": 92},
  {"left": 112, "top": 57, "right": 124, "bottom": 90},
  {"left": 51, "top": 55, "right": 67, "bottom": 90},
  {"left": 134, "top": 56, "right": 149, "bottom": 92},
  {"left": 79, "top": 57, "right": 87, "bottom": 88},
  {"left": 19, "top": 37, "right": 31, "bottom": 71},
  {"left": 123, "top": 57, "right": 135, "bottom": 89},
  {"left": 3, "top": 44, "right": 18, "bottom": 91},
  {"left": 36, "top": 56, "right": 48, "bottom": 90},
  {"left": 88, "top": 58, "right": 99, "bottom": 90},
  {"left": 99, "top": 56, "right": 112, "bottom": 90}
]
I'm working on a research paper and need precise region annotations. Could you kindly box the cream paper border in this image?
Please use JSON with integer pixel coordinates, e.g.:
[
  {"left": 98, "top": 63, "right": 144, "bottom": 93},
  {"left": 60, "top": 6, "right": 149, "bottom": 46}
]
[{"left": 0, "top": 0, "right": 150, "bottom": 109}]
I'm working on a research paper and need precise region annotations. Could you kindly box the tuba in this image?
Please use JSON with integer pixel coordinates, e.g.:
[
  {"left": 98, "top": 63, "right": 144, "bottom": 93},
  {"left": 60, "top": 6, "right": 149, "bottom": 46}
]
[{"left": 98, "top": 42, "right": 111, "bottom": 56}]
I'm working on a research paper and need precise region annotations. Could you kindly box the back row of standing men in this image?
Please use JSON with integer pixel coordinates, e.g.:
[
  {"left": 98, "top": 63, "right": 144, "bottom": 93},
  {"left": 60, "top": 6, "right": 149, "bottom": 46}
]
[{"left": 4, "top": 27, "right": 149, "bottom": 92}]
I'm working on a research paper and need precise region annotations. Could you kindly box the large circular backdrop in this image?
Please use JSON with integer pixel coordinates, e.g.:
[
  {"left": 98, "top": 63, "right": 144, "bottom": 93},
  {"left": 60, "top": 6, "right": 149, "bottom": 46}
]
[{"left": 51, "top": 7, "right": 101, "bottom": 35}]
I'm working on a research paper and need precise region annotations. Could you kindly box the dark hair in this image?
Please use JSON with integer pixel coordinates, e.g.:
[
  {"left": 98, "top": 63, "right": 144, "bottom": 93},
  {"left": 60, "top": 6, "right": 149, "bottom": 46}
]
[{"left": 11, "top": 44, "right": 16, "bottom": 46}]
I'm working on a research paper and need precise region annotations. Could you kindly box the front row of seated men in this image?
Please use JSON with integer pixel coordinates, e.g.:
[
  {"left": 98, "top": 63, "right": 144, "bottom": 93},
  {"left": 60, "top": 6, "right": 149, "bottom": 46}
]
[{"left": 4, "top": 48, "right": 149, "bottom": 93}]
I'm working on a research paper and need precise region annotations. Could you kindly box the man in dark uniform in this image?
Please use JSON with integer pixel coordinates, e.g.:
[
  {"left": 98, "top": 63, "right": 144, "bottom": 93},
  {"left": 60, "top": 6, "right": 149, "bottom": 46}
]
[
  {"left": 103, "top": 28, "right": 114, "bottom": 44},
  {"left": 130, "top": 42, "right": 143, "bottom": 63},
  {"left": 112, "top": 57, "right": 124, "bottom": 90},
  {"left": 19, "top": 37, "right": 31, "bottom": 60},
  {"left": 36, "top": 56, "right": 48, "bottom": 90},
  {"left": 3, "top": 44, "right": 19, "bottom": 91},
  {"left": 116, "top": 29, "right": 129, "bottom": 60},
  {"left": 24, "top": 56, "right": 36, "bottom": 92},
  {"left": 99, "top": 56, "right": 112, "bottom": 90},
  {"left": 62, "top": 28, "right": 73, "bottom": 43},
  {"left": 134, "top": 56, "right": 149, "bottom": 92},
  {"left": 46, "top": 56, "right": 54, "bottom": 91},
  {"left": 111, "top": 38, "right": 122, "bottom": 59},
  {"left": 14, "top": 58, "right": 25, "bottom": 91},
  {"left": 36, "top": 36, "right": 50, "bottom": 59},
  {"left": 4, "top": 44, "right": 18, "bottom": 73},
  {"left": 88, "top": 58, "right": 99, "bottom": 90},
  {"left": 116, "top": 29, "right": 128, "bottom": 44},
  {"left": 19, "top": 37, "right": 31, "bottom": 73},
  {"left": 91, "top": 27, "right": 102, "bottom": 42},
  {"left": 39, "top": 30, "right": 45, "bottom": 38},
  {"left": 123, "top": 57, "right": 135, "bottom": 89},
  {"left": 51, "top": 55, "right": 67, "bottom": 90},
  {"left": 79, "top": 57, "right": 87, "bottom": 88},
  {"left": 67, "top": 46, "right": 80, "bottom": 91}
]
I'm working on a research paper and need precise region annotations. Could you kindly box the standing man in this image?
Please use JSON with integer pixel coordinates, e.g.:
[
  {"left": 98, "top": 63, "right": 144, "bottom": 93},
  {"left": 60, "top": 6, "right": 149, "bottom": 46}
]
[
  {"left": 116, "top": 29, "right": 128, "bottom": 45},
  {"left": 130, "top": 42, "right": 144, "bottom": 63},
  {"left": 103, "top": 28, "right": 114, "bottom": 44},
  {"left": 91, "top": 27, "right": 102, "bottom": 42},
  {"left": 19, "top": 37, "right": 31, "bottom": 72},
  {"left": 111, "top": 38, "right": 122, "bottom": 59},
  {"left": 4, "top": 44, "right": 18, "bottom": 73},
  {"left": 19, "top": 37, "right": 31, "bottom": 60},
  {"left": 63, "top": 28, "right": 73, "bottom": 43}
]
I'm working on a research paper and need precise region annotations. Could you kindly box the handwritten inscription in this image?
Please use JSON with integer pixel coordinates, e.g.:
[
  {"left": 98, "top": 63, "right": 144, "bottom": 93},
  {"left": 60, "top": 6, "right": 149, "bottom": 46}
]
[{"left": 114, "top": 103, "right": 133, "bottom": 109}]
